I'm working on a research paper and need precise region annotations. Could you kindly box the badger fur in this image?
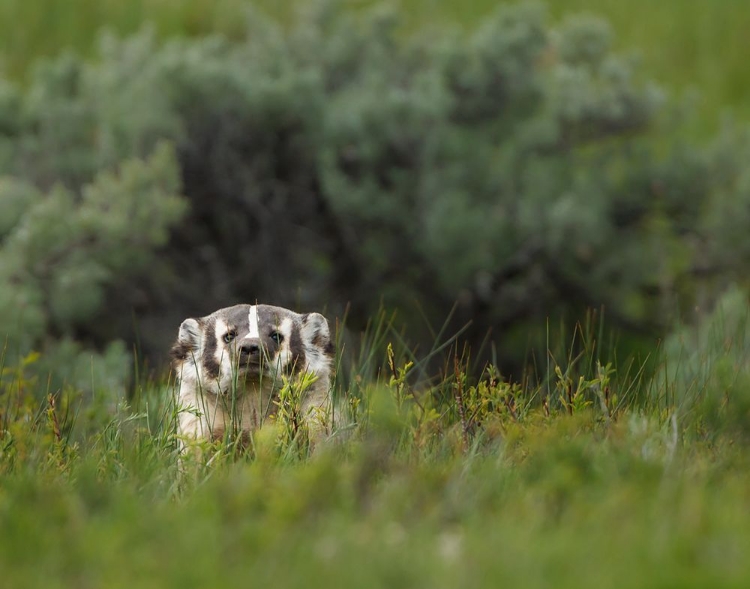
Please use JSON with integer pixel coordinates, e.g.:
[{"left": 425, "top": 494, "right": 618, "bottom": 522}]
[{"left": 170, "top": 304, "right": 334, "bottom": 450}]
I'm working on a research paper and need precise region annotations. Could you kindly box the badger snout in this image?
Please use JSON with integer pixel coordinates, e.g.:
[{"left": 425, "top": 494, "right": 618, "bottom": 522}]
[{"left": 239, "top": 338, "right": 263, "bottom": 365}]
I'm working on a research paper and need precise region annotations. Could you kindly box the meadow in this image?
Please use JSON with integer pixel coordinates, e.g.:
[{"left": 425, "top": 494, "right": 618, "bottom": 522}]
[
  {"left": 2, "top": 1, "right": 750, "bottom": 586},
  {"left": 3, "top": 305, "right": 750, "bottom": 588}
]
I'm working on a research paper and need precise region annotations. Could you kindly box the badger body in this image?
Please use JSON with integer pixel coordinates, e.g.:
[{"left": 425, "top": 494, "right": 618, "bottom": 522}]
[{"left": 170, "top": 304, "right": 334, "bottom": 448}]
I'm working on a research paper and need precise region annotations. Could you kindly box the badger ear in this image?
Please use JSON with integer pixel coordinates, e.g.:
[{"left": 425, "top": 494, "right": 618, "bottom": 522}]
[
  {"left": 170, "top": 317, "right": 202, "bottom": 363},
  {"left": 178, "top": 318, "right": 202, "bottom": 346},
  {"left": 301, "top": 312, "right": 333, "bottom": 356}
]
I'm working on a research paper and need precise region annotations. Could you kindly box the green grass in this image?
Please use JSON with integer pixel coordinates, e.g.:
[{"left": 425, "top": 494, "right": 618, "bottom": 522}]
[
  {"left": 3, "top": 312, "right": 750, "bottom": 588},
  {"left": 3, "top": 397, "right": 750, "bottom": 587},
  {"left": 1, "top": 0, "right": 747, "bottom": 137},
  {"left": 5, "top": 423, "right": 750, "bottom": 588},
  {"left": 2, "top": 2, "right": 750, "bottom": 584}
]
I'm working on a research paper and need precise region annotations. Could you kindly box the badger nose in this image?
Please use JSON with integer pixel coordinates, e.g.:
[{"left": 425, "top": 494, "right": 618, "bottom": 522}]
[{"left": 240, "top": 338, "right": 261, "bottom": 358}]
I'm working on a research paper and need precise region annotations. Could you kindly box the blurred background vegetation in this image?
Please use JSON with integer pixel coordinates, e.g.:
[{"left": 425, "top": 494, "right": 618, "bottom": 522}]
[
  {"left": 0, "top": 0, "right": 749, "bottom": 400},
  {"left": 3, "top": 0, "right": 748, "bottom": 136},
  {"left": 3, "top": 4, "right": 750, "bottom": 587}
]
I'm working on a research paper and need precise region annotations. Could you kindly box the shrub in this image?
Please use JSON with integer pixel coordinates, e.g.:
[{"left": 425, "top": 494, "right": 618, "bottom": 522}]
[
  {"left": 0, "top": 144, "right": 185, "bottom": 395},
  {"left": 0, "top": 1, "right": 748, "bottom": 391},
  {"left": 657, "top": 286, "right": 750, "bottom": 440}
]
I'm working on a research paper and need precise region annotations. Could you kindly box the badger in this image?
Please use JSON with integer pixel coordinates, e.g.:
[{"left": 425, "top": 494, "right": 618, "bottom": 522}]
[{"left": 170, "top": 304, "right": 334, "bottom": 451}]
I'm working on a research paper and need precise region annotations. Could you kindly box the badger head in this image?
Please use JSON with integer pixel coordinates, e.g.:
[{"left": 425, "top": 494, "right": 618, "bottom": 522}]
[{"left": 170, "top": 304, "right": 333, "bottom": 395}]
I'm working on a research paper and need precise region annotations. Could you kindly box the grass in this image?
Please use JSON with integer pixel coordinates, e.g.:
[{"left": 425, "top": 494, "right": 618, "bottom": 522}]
[
  {"left": 3, "top": 308, "right": 750, "bottom": 588},
  {"left": 6, "top": 425, "right": 750, "bottom": 588},
  {"left": 1, "top": 1, "right": 749, "bottom": 584},
  {"left": 1, "top": 0, "right": 747, "bottom": 138}
]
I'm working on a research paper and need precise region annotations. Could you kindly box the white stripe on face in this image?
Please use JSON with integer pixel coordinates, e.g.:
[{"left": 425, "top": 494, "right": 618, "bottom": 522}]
[
  {"left": 215, "top": 318, "right": 227, "bottom": 340},
  {"left": 247, "top": 305, "right": 259, "bottom": 338}
]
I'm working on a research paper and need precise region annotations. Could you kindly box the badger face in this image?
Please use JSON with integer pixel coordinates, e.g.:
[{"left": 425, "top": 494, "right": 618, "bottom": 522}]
[{"left": 171, "top": 304, "right": 333, "bottom": 395}]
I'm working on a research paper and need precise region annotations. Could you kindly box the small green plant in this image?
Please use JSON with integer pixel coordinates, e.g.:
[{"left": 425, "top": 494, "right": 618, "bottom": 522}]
[
  {"left": 553, "top": 360, "right": 616, "bottom": 418},
  {"left": 386, "top": 342, "right": 414, "bottom": 413},
  {"left": 463, "top": 366, "right": 526, "bottom": 425},
  {"left": 274, "top": 372, "right": 322, "bottom": 458},
  {"left": 2, "top": 304, "right": 750, "bottom": 588}
]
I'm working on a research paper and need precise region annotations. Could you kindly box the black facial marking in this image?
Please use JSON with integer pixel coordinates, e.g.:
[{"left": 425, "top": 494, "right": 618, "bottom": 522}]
[
  {"left": 288, "top": 323, "right": 305, "bottom": 374},
  {"left": 270, "top": 331, "right": 284, "bottom": 345},
  {"left": 170, "top": 341, "right": 191, "bottom": 365},
  {"left": 310, "top": 330, "right": 329, "bottom": 351},
  {"left": 309, "top": 328, "right": 333, "bottom": 357},
  {"left": 269, "top": 331, "right": 284, "bottom": 355},
  {"left": 202, "top": 321, "right": 220, "bottom": 379},
  {"left": 260, "top": 310, "right": 286, "bottom": 356}
]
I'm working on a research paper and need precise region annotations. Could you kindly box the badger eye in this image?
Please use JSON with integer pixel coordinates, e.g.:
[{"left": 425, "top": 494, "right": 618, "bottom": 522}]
[
  {"left": 223, "top": 331, "right": 237, "bottom": 344},
  {"left": 270, "top": 331, "right": 284, "bottom": 345}
]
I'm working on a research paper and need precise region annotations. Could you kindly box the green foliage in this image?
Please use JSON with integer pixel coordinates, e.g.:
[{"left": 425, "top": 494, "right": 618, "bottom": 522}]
[
  {"left": 1, "top": 0, "right": 750, "bottom": 388},
  {"left": 274, "top": 372, "right": 320, "bottom": 456},
  {"left": 1, "top": 331, "right": 750, "bottom": 587},
  {"left": 0, "top": 143, "right": 186, "bottom": 393},
  {"left": 3, "top": 1, "right": 748, "bottom": 136},
  {"left": 702, "top": 125, "right": 750, "bottom": 276},
  {"left": 2, "top": 3, "right": 750, "bottom": 583},
  {"left": 0, "top": 3, "right": 747, "bottom": 372},
  {"left": 658, "top": 286, "right": 750, "bottom": 441}
]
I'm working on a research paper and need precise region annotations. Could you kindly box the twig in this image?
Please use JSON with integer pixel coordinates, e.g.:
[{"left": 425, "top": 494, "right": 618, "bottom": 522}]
[
  {"left": 454, "top": 355, "right": 470, "bottom": 453},
  {"left": 47, "top": 393, "right": 62, "bottom": 443}
]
